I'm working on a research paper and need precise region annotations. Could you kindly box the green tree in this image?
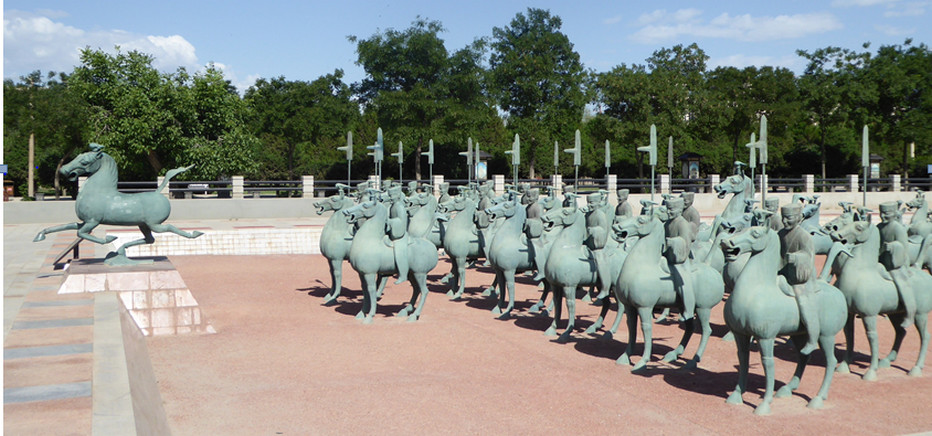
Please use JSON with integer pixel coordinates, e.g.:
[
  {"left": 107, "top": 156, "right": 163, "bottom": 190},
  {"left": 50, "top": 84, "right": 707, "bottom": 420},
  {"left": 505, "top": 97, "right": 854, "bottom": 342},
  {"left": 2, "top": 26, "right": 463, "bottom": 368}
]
[
  {"left": 3, "top": 71, "right": 88, "bottom": 197},
  {"left": 244, "top": 71, "right": 359, "bottom": 181},
  {"left": 488, "top": 8, "right": 588, "bottom": 178}
]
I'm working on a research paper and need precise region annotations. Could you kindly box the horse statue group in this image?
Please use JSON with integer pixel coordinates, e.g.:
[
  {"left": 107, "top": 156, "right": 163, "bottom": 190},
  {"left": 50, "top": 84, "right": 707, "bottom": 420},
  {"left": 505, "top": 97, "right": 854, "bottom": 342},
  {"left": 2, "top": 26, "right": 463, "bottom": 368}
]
[{"left": 42, "top": 144, "right": 932, "bottom": 416}]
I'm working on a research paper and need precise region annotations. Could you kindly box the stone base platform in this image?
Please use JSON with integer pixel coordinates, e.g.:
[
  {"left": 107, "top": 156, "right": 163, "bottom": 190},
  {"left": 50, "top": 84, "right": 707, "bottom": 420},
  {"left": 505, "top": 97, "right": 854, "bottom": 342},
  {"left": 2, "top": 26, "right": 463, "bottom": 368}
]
[{"left": 58, "top": 257, "right": 214, "bottom": 336}]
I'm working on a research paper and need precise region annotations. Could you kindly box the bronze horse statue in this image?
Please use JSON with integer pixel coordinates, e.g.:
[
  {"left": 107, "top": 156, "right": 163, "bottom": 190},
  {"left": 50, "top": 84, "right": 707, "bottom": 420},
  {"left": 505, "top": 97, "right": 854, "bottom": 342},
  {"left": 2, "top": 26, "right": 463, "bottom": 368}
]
[{"left": 34, "top": 143, "right": 203, "bottom": 265}]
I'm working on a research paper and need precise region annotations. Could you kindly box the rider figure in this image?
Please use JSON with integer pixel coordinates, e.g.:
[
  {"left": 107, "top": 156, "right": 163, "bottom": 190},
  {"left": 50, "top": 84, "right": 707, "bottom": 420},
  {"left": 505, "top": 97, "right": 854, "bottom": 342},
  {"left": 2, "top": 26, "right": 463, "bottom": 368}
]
[
  {"left": 878, "top": 201, "right": 916, "bottom": 328},
  {"left": 763, "top": 198, "right": 783, "bottom": 231},
  {"left": 681, "top": 192, "right": 701, "bottom": 237},
  {"left": 614, "top": 188, "right": 632, "bottom": 224},
  {"left": 521, "top": 188, "right": 546, "bottom": 281},
  {"left": 386, "top": 186, "right": 410, "bottom": 285},
  {"left": 585, "top": 192, "right": 611, "bottom": 293},
  {"left": 778, "top": 203, "right": 820, "bottom": 354},
  {"left": 663, "top": 197, "right": 696, "bottom": 322}
]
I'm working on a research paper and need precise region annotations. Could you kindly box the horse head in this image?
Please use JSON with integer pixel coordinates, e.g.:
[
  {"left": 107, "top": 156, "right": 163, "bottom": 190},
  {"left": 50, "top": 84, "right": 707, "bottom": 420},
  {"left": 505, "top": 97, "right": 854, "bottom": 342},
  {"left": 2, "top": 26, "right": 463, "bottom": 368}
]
[
  {"left": 906, "top": 190, "right": 926, "bottom": 211},
  {"left": 727, "top": 212, "right": 756, "bottom": 234},
  {"left": 314, "top": 192, "right": 350, "bottom": 215},
  {"left": 542, "top": 203, "right": 578, "bottom": 231},
  {"left": 720, "top": 226, "right": 772, "bottom": 262},
  {"left": 829, "top": 220, "right": 872, "bottom": 247},
  {"left": 713, "top": 174, "right": 751, "bottom": 199},
  {"left": 342, "top": 199, "right": 378, "bottom": 224},
  {"left": 612, "top": 212, "right": 658, "bottom": 242},
  {"left": 485, "top": 197, "right": 517, "bottom": 220},
  {"left": 61, "top": 145, "right": 107, "bottom": 181}
]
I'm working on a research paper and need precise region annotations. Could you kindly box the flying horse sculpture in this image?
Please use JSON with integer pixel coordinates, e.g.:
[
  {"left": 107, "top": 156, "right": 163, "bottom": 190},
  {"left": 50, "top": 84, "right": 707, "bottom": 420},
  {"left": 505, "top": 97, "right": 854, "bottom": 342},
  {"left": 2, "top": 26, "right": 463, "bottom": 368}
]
[{"left": 33, "top": 143, "right": 203, "bottom": 265}]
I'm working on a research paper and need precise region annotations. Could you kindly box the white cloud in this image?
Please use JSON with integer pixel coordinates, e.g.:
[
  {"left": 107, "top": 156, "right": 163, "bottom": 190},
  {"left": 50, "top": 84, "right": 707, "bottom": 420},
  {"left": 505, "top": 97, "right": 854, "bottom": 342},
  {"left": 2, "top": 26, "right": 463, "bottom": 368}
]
[
  {"left": 883, "top": 1, "right": 928, "bottom": 16},
  {"left": 3, "top": 10, "right": 199, "bottom": 79},
  {"left": 874, "top": 24, "right": 917, "bottom": 35},
  {"left": 630, "top": 10, "right": 842, "bottom": 44},
  {"left": 832, "top": 0, "right": 898, "bottom": 6},
  {"left": 603, "top": 15, "right": 623, "bottom": 25}
]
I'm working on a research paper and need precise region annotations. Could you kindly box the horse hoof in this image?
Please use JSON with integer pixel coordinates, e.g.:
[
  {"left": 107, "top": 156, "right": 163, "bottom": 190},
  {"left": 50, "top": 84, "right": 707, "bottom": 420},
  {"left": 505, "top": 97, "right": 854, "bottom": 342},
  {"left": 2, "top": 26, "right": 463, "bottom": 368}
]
[
  {"left": 192, "top": 231, "right": 205, "bottom": 238},
  {"left": 776, "top": 385, "right": 793, "bottom": 398},
  {"left": 908, "top": 367, "right": 922, "bottom": 377},
  {"left": 581, "top": 294, "right": 592, "bottom": 303},
  {"left": 355, "top": 311, "right": 365, "bottom": 320},
  {"left": 807, "top": 396, "right": 824, "bottom": 409},
  {"left": 497, "top": 311, "right": 512, "bottom": 321},
  {"left": 322, "top": 298, "right": 339, "bottom": 307},
  {"left": 584, "top": 325, "right": 598, "bottom": 335},
  {"left": 862, "top": 369, "right": 878, "bottom": 381},
  {"left": 395, "top": 309, "right": 409, "bottom": 318},
  {"left": 631, "top": 360, "right": 648, "bottom": 372},
  {"left": 725, "top": 392, "right": 743, "bottom": 405},
  {"left": 491, "top": 306, "right": 502, "bottom": 315},
  {"left": 406, "top": 314, "right": 419, "bottom": 323},
  {"left": 556, "top": 331, "right": 571, "bottom": 343},
  {"left": 445, "top": 290, "right": 455, "bottom": 297},
  {"left": 361, "top": 316, "right": 374, "bottom": 325},
  {"left": 681, "top": 359, "right": 698, "bottom": 371},
  {"left": 878, "top": 358, "right": 892, "bottom": 369},
  {"left": 601, "top": 331, "right": 614, "bottom": 341},
  {"left": 835, "top": 361, "right": 851, "bottom": 374},
  {"left": 662, "top": 351, "right": 679, "bottom": 363},
  {"left": 544, "top": 326, "right": 557, "bottom": 337},
  {"left": 753, "top": 402, "right": 772, "bottom": 416},
  {"left": 722, "top": 331, "right": 735, "bottom": 342},
  {"left": 481, "top": 288, "right": 493, "bottom": 297},
  {"left": 33, "top": 234, "right": 46, "bottom": 242},
  {"left": 616, "top": 354, "right": 631, "bottom": 366}
]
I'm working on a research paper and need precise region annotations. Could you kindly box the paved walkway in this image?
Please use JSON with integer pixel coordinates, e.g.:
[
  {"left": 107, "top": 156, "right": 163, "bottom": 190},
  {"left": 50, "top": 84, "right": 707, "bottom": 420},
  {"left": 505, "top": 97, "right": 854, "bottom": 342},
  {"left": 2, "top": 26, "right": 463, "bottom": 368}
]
[{"left": 3, "top": 218, "right": 322, "bottom": 435}]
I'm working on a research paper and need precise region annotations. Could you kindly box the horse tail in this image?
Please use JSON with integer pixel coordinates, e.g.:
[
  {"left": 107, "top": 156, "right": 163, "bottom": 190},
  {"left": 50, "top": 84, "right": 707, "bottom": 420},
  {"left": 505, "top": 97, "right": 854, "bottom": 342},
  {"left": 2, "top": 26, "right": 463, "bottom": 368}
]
[{"left": 157, "top": 165, "right": 195, "bottom": 193}]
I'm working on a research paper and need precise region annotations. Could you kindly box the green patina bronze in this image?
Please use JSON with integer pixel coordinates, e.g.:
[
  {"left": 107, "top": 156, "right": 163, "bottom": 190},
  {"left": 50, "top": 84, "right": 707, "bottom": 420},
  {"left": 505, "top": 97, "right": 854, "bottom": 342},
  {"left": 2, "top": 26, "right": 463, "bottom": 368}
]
[
  {"left": 721, "top": 225, "right": 847, "bottom": 414},
  {"left": 314, "top": 185, "right": 356, "bottom": 305},
  {"left": 33, "top": 143, "right": 203, "bottom": 265}
]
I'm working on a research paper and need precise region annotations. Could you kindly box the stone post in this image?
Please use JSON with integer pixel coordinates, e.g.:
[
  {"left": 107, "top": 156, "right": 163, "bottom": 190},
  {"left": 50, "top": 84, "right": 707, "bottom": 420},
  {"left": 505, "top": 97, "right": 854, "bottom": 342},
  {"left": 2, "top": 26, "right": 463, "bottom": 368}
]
[
  {"left": 804, "top": 174, "right": 814, "bottom": 193},
  {"left": 709, "top": 174, "right": 720, "bottom": 194},
  {"left": 368, "top": 174, "right": 381, "bottom": 191},
  {"left": 157, "top": 176, "right": 169, "bottom": 199},
  {"left": 432, "top": 174, "right": 444, "bottom": 197},
  {"left": 659, "top": 174, "right": 670, "bottom": 194},
  {"left": 848, "top": 174, "right": 859, "bottom": 193},
  {"left": 302, "top": 175, "right": 315, "bottom": 198},
  {"left": 232, "top": 176, "right": 245, "bottom": 199},
  {"left": 757, "top": 174, "right": 769, "bottom": 195},
  {"left": 494, "top": 174, "right": 505, "bottom": 197},
  {"left": 891, "top": 174, "right": 901, "bottom": 192},
  {"left": 551, "top": 174, "right": 563, "bottom": 197},
  {"left": 606, "top": 174, "right": 617, "bottom": 203}
]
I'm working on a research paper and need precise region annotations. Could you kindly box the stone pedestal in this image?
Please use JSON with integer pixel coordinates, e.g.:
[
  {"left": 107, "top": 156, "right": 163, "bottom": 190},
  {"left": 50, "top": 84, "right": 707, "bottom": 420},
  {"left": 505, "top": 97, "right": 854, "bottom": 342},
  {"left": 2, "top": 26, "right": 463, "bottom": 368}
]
[
  {"left": 302, "top": 175, "right": 315, "bottom": 198},
  {"left": 804, "top": 174, "right": 815, "bottom": 193},
  {"left": 659, "top": 174, "right": 670, "bottom": 194},
  {"left": 494, "top": 174, "right": 505, "bottom": 197},
  {"left": 432, "top": 174, "right": 444, "bottom": 197},
  {"left": 59, "top": 257, "right": 213, "bottom": 336},
  {"left": 848, "top": 174, "right": 859, "bottom": 193}
]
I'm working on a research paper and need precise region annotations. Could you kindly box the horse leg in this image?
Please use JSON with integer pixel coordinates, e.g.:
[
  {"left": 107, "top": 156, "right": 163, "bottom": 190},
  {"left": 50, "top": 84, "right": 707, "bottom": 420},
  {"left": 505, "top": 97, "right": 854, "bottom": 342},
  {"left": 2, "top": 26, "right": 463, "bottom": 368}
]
[
  {"left": 147, "top": 223, "right": 204, "bottom": 239},
  {"left": 482, "top": 275, "right": 498, "bottom": 297},
  {"left": 406, "top": 273, "right": 430, "bottom": 322},
  {"left": 910, "top": 312, "right": 928, "bottom": 377},
  {"left": 376, "top": 275, "right": 388, "bottom": 300},
  {"left": 663, "top": 310, "right": 695, "bottom": 364},
  {"left": 585, "top": 292, "right": 611, "bottom": 334},
  {"left": 491, "top": 271, "right": 506, "bottom": 314},
  {"left": 497, "top": 269, "right": 517, "bottom": 320},
  {"left": 452, "top": 257, "right": 468, "bottom": 300},
  {"left": 631, "top": 306, "right": 655, "bottom": 371},
  {"left": 726, "top": 333, "right": 752, "bottom": 406},
  {"left": 355, "top": 272, "right": 369, "bottom": 320},
  {"left": 862, "top": 315, "right": 881, "bottom": 381},
  {"left": 529, "top": 281, "right": 550, "bottom": 315},
  {"left": 616, "top": 304, "right": 638, "bottom": 366},
  {"left": 654, "top": 307, "right": 670, "bottom": 323},
  {"left": 558, "top": 285, "right": 576, "bottom": 343},
  {"left": 777, "top": 336, "right": 810, "bottom": 398},
  {"left": 754, "top": 337, "right": 777, "bottom": 415},
  {"left": 395, "top": 277, "right": 417, "bottom": 318},
  {"left": 362, "top": 273, "right": 379, "bottom": 324},
  {"left": 837, "top": 313, "right": 856, "bottom": 374},
  {"left": 75, "top": 221, "right": 114, "bottom": 245},
  {"left": 323, "top": 258, "right": 343, "bottom": 305},
  {"left": 33, "top": 222, "right": 81, "bottom": 242},
  {"left": 683, "top": 307, "right": 713, "bottom": 370},
  {"left": 545, "top": 284, "right": 564, "bottom": 337},
  {"left": 880, "top": 314, "right": 907, "bottom": 368},
  {"left": 808, "top": 331, "right": 840, "bottom": 409}
]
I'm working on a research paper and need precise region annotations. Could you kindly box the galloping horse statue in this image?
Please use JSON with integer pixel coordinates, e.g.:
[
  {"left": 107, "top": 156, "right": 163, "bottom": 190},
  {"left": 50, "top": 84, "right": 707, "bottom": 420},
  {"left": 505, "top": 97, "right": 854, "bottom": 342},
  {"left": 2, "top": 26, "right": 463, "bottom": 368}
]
[
  {"left": 343, "top": 197, "right": 438, "bottom": 323},
  {"left": 33, "top": 143, "right": 203, "bottom": 265},
  {"left": 612, "top": 209, "right": 725, "bottom": 371},
  {"left": 314, "top": 184, "right": 357, "bottom": 305},
  {"left": 438, "top": 191, "right": 484, "bottom": 300},
  {"left": 828, "top": 219, "right": 932, "bottom": 379},
  {"left": 406, "top": 188, "right": 446, "bottom": 248},
  {"left": 703, "top": 173, "right": 754, "bottom": 242},
  {"left": 721, "top": 225, "right": 847, "bottom": 414},
  {"left": 907, "top": 191, "right": 932, "bottom": 238},
  {"left": 484, "top": 193, "right": 540, "bottom": 319}
]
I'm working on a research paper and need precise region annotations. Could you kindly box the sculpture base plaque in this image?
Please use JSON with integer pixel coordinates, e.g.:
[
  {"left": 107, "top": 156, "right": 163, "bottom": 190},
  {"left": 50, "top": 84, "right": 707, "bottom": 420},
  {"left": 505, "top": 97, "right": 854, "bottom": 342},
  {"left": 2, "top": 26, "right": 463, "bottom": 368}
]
[{"left": 59, "top": 257, "right": 214, "bottom": 336}]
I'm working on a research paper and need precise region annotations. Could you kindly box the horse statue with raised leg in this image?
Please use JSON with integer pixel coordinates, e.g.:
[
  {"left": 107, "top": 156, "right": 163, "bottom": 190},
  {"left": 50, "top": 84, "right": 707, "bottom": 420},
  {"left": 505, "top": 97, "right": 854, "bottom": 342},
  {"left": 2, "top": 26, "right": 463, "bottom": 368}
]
[
  {"left": 827, "top": 219, "right": 932, "bottom": 379},
  {"left": 342, "top": 198, "right": 438, "bottom": 324},
  {"left": 314, "top": 184, "right": 356, "bottom": 305},
  {"left": 438, "top": 192, "right": 484, "bottom": 300},
  {"left": 612, "top": 209, "right": 725, "bottom": 371},
  {"left": 721, "top": 225, "right": 847, "bottom": 414},
  {"left": 407, "top": 188, "right": 446, "bottom": 248},
  {"left": 541, "top": 202, "right": 627, "bottom": 342},
  {"left": 33, "top": 143, "right": 203, "bottom": 265}
]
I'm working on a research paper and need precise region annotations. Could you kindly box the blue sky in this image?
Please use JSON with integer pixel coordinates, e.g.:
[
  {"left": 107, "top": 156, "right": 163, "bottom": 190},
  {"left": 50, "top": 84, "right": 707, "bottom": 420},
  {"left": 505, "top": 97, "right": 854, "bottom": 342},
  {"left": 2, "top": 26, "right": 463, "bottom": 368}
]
[{"left": 4, "top": 0, "right": 929, "bottom": 92}]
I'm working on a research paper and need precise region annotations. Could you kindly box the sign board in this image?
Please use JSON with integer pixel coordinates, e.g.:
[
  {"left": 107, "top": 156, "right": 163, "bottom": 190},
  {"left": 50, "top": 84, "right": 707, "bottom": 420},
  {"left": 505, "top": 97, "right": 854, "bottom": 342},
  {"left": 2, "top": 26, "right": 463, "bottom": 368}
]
[
  {"left": 476, "top": 162, "right": 487, "bottom": 180},
  {"left": 870, "top": 163, "right": 880, "bottom": 179}
]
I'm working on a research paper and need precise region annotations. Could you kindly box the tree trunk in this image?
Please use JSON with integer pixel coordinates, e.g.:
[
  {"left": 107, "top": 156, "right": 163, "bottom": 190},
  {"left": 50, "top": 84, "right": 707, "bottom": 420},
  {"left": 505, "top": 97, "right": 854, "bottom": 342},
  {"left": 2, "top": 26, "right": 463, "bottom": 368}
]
[
  {"left": 903, "top": 140, "right": 910, "bottom": 182},
  {"left": 54, "top": 156, "right": 66, "bottom": 200},
  {"left": 146, "top": 149, "right": 163, "bottom": 174}
]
